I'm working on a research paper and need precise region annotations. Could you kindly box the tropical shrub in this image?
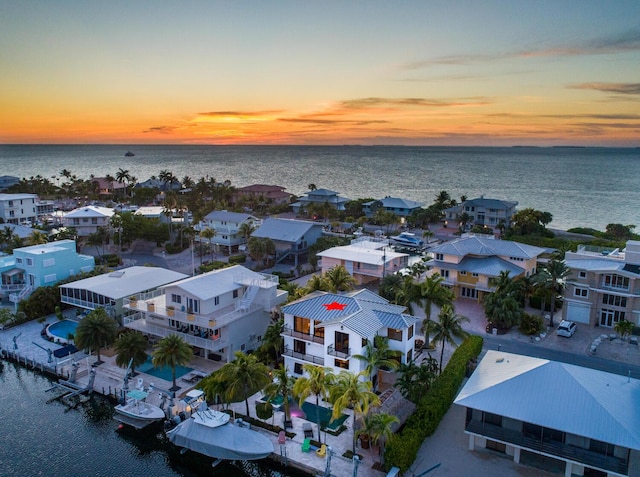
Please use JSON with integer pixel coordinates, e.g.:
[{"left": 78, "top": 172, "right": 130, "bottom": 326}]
[
  {"left": 385, "top": 335, "right": 483, "bottom": 472},
  {"left": 520, "top": 313, "right": 544, "bottom": 336},
  {"left": 228, "top": 254, "right": 246, "bottom": 264}
]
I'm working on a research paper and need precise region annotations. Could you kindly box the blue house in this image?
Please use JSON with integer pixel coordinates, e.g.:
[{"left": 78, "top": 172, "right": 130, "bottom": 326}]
[
  {"left": 251, "top": 218, "right": 324, "bottom": 266},
  {"left": 362, "top": 196, "right": 424, "bottom": 218},
  {"left": 0, "top": 240, "right": 95, "bottom": 306}
]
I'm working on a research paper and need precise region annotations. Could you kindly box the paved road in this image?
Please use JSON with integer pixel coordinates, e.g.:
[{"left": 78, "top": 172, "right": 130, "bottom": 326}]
[{"left": 483, "top": 335, "right": 640, "bottom": 379}]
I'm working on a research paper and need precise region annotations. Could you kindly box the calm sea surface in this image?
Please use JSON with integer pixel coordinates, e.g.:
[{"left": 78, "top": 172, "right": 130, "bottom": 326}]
[
  {"left": 1, "top": 145, "right": 639, "bottom": 231},
  {"left": 0, "top": 362, "right": 305, "bottom": 477}
]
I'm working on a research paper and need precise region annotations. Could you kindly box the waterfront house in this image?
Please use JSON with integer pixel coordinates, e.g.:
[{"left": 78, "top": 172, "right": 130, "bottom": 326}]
[
  {"left": 281, "top": 289, "right": 418, "bottom": 377},
  {"left": 250, "top": 218, "right": 324, "bottom": 266},
  {"left": 123, "top": 265, "right": 288, "bottom": 362},
  {"left": 444, "top": 197, "right": 518, "bottom": 231},
  {"left": 561, "top": 240, "right": 640, "bottom": 328},
  {"left": 198, "top": 210, "right": 259, "bottom": 253},
  {"left": 91, "top": 177, "right": 126, "bottom": 197},
  {"left": 0, "top": 193, "right": 38, "bottom": 225},
  {"left": 234, "top": 184, "right": 293, "bottom": 206},
  {"left": 0, "top": 240, "right": 94, "bottom": 305},
  {"left": 455, "top": 350, "right": 640, "bottom": 477},
  {"left": 317, "top": 238, "right": 409, "bottom": 285},
  {"left": 59, "top": 266, "right": 187, "bottom": 321},
  {"left": 290, "top": 188, "right": 350, "bottom": 214},
  {"left": 428, "top": 235, "right": 544, "bottom": 301},
  {"left": 362, "top": 196, "right": 424, "bottom": 218},
  {"left": 62, "top": 205, "right": 114, "bottom": 237}
]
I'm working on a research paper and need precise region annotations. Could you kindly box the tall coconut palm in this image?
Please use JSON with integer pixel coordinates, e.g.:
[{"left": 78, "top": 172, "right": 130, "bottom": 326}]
[
  {"left": 263, "top": 364, "right": 294, "bottom": 423},
  {"left": 544, "top": 259, "right": 571, "bottom": 327},
  {"left": 368, "top": 412, "right": 399, "bottom": 465},
  {"left": 114, "top": 331, "right": 148, "bottom": 375},
  {"left": 116, "top": 168, "right": 130, "bottom": 198},
  {"left": 74, "top": 308, "right": 118, "bottom": 365},
  {"left": 28, "top": 230, "right": 49, "bottom": 245},
  {"left": 292, "top": 364, "right": 333, "bottom": 443},
  {"left": 200, "top": 227, "right": 216, "bottom": 262},
  {"left": 323, "top": 265, "right": 356, "bottom": 293},
  {"left": 419, "top": 274, "right": 454, "bottom": 345},
  {"left": 217, "top": 351, "right": 270, "bottom": 417},
  {"left": 152, "top": 335, "right": 192, "bottom": 391},
  {"left": 330, "top": 370, "right": 380, "bottom": 454},
  {"left": 238, "top": 222, "right": 255, "bottom": 242},
  {"left": 429, "top": 304, "right": 470, "bottom": 373},
  {"left": 353, "top": 335, "right": 401, "bottom": 391}
]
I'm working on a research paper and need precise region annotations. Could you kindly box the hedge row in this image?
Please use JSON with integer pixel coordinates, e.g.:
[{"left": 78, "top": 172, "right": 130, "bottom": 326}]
[{"left": 385, "top": 335, "right": 483, "bottom": 472}]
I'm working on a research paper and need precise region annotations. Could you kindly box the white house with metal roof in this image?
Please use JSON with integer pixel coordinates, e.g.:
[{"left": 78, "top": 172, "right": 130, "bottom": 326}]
[
  {"left": 317, "top": 238, "right": 409, "bottom": 285},
  {"left": 198, "top": 210, "right": 259, "bottom": 253},
  {"left": 0, "top": 193, "right": 38, "bottom": 225},
  {"left": 62, "top": 205, "right": 114, "bottom": 236},
  {"left": 455, "top": 350, "right": 640, "bottom": 477},
  {"left": 281, "top": 289, "right": 419, "bottom": 378},
  {"left": 362, "top": 196, "right": 424, "bottom": 218},
  {"left": 59, "top": 266, "right": 187, "bottom": 320},
  {"left": 428, "top": 235, "right": 544, "bottom": 301},
  {"left": 251, "top": 218, "right": 324, "bottom": 266},
  {"left": 290, "top": 188, "right": 350, "bottom": 214},
  {"left": 123, "top": 265, "right": 288, "bottom": 363},
  {"left": 444, "top": 196, "right": 518, "bottom": 230},
  {"left": 562, "top": 240, "right": 640, "bottom": 328}
]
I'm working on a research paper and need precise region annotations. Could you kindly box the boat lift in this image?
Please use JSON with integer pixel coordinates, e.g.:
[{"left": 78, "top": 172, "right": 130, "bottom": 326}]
[
  {"left": 31, "top": 341, "right": 54, "bottom": 364},
  {"left": 46, "top": 360, "right": 96, "bottom": 401}
]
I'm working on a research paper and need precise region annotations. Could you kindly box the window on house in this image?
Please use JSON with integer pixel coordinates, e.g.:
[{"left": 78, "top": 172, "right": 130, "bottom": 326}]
[
  {"left": 293, "top": 340, "right": 306, "bottom": 355},
  {"left": 435, "top": 253, "right": 444, "bottom": 261},
  {"left": 362, "top": 338, "right": 368, "bottom": 347},
  {"left": 579, "top": 271, "right": 586, "bottom": 278},
  {"left": 334, "top": 331, "right": 349, "bottom": 352},
  {"left": 43, "top": 258, "right": 55, "bottom": 267},
  {"left": 44, "top": 273, "right": 57, "bottom": 283},
  {"left": 171, "top": 294, "right": 182, "bottom": 304},
  {"left": 26, "top": 258, "right": 33, "bottom": 266},
  {"left": 294, "top": 316, "right": 311, "bottom": 334},
  {"left": 334, "top": 359, "right": 349, "bottom": 369},
  {"left": 387, "top": 328, "right": 402, "bottom": 341},
  {"left": 440, "top": 270, "right": 449, "bottom": 278},
  {"left": 294, "top": 363, "right": 304, "bottom": 375},
  {"left": 313, "top": 320, "right": 324, "bottom": 340},
  {"left": 233, "top": 289, "right": 239, "bottom": 299},
  {"left": 602, "top": 294, "right": 626, "bottom": 307},
  {"left": 406, "top": 349, "right": 413, "bottom": 363},
  {"left": 604, "top": 274, "right": 629, "bottom": 290},
  {"left": 214, "top": 296, "right": 220, "bottom": 305},
  {"left": 407, "top": 325, "right": 413, "bottom": 339},
  {"left": 471, "top": 272, "right": 479, "bottom": 277},
  {"left": 574, "top": 288, "right": 588, "bottom": 298},
  {"left": 459, "top": 271, "right": 467, "bottom": 276},
  {"left": 91, "top": 218, "right": 98, "bottom": 224}
]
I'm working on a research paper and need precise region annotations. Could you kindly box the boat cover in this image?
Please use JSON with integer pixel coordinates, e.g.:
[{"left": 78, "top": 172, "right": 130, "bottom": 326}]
[{"left": 167, "top": 418, "right": 274, "bottom": 460}]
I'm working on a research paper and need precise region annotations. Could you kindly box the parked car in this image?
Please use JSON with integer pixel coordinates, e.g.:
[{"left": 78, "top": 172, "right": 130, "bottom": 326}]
[{"left": 556, "top": 320, "right": 577, "bottom": 338}]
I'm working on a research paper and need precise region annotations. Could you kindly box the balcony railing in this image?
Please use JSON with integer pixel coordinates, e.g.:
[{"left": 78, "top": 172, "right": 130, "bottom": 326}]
[
  {"left": 123, "top": 314, "right": 228, "bottom": 352},
  {"left": 465, "top": 420, "right": 628, "bottom": 475},
  {"left": 281, "top": 325, "right": 324, "bottom": 344},
  {"left": 0, "top": 283, "right": 25, "bottom": 292},
  {"left": 282, "top": 346, "right": 324, "bottom": 365},
  {"left": 327, "top": 345, "right": 351, "bottom": 359}
]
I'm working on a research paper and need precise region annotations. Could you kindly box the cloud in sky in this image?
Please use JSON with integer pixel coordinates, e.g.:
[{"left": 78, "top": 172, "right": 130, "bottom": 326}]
[
  {"left": 569, "top": 82, "right": 640, "bottom": 95},
  {"left": 196, "top": 110, "right": 284, "bottom": 119},
  {"left": 402, "top": 28, "right": 640, "bottom": 69},
  {"left": 338, "top": 97, "right": 491, "bottom": 109},
  {"left": 279, "top": 118, "right": 387, "bottom": 126},
  {"left": 142, "top": 125, "right": 176, "bottom": 134}
]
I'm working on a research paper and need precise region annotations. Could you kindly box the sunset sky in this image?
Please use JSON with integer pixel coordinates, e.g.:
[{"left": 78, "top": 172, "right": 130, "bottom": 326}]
[{"left": 1, "top": 1, "right": 639, "bottom": 146}]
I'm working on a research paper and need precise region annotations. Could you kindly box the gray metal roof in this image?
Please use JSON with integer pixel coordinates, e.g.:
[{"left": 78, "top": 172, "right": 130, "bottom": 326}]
[
  {"left": 455, "top": 351, "right": 640, "bottom": 450},
  {"left": 203, "top": 210, "right": 256, "bottom": 223},
  {"left": 364, "top": 197, "right": 424, "bottom": 209},
  {"left": 282, "top": 290, "right": 417, "bottom": 338},
  {"left": 165, "top": 265, "right": 265, "bottom": 300},
  {"left": 436, "top": 256, "right": 524, "bottom": 277},
  {"left": 565, "top": 258, "right": 633, "bottom": 274},
  {"left": 430, "top": 236, "right": 544, "bottom": 259},
  {"left": 251, "top": 218, "right": 322, "bottom": 242}
]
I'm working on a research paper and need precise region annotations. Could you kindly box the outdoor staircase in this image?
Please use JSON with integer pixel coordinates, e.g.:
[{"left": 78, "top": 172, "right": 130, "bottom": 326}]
[
  {"left": 9, "top": 285, "right": 33, "bottom": 304},
  {"left": 235, "top": 284, "right": 259, "bottom": 312}
]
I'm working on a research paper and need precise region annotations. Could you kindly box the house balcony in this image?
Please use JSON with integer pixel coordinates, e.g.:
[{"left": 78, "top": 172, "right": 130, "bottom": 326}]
[
  {"left": 123, "top": 312, "right": 229, "bottom": 352},
  {"left": 282, "top": 345, "right": 324, "bottom": 366},
  {"left": 281, "top": 325, "right": 324, "bottom": 344},
  {"left": 1, "top": 283, "right": 25, "bottom": 292},
  {"left": 465, "top": 420, "right": 628, "bottom": 476},
  {"left": 327, "top": 345, "right": 351, "bottom": 359},
  {"left": 60, "top": 296, "right": 114, "bottom": 315}
]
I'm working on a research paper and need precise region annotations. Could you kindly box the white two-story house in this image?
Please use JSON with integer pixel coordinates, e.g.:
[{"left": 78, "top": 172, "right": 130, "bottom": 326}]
[
  {"left": 281, "top": 289, "right": 418, "bottom": 378},
  {"left": 62, "top": 206, "right": 114, "bottom": 237},
  {"left": 198, "top": 210, "right": 259, "bottom": 254},
  {"left": 0, "top": 193, "right": 38, "bottom": 225},
  {"left": 124, "top": 265, "right": 288, "bottom": 362}
]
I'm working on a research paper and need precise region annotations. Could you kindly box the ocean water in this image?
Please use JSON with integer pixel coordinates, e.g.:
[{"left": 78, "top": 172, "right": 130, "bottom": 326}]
[
  {"left": 1, "top": 145, "right": 639, "bottom": 231},
  {"left": 0, "top": 362, "right": 305, "bottom": 477}
]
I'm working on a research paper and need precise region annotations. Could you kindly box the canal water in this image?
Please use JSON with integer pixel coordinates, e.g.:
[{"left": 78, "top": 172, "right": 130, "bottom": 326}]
[{"left": 0, "top": 361, "right": 307, "bottom": 477}]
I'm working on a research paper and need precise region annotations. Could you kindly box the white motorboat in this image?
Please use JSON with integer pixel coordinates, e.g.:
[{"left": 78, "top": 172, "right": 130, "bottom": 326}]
[
  {"left": 115, "top": 390, "right": 165, "bottom": 422},
  {"left": 390, "top": 232, "right": 425, "bottom": 249}
]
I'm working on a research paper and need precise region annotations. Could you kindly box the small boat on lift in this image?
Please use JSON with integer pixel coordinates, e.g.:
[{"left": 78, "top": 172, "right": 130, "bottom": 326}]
[
  {"left": 390, "top": 232, "right": 425, "bottom": 249},
  {"left": 124, "top": 151, "right": 135, "bottom": 157},
  {"left": 115, "top": 389, "right": 165, "bottom": 423}
]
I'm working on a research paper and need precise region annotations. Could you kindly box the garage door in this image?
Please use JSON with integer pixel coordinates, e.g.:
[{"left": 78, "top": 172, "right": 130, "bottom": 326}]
[{"left": 566, "top": 302, "right": 590, "bottom": 324}]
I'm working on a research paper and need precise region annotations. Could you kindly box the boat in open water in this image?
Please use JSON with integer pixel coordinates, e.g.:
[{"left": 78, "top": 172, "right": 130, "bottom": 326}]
[{"left": 124, "top": 151, "right": 135, "bottom": 157}]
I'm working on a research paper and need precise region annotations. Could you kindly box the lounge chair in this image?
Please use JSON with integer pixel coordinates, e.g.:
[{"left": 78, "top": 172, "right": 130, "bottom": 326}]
[
  {"left": 301, "top": 438, "right": 311, "bottom": 453},
  {"left": 303, "top": 422, "right": 313, "bottom": 438},
  {"left": 315, "top": 444, "right": 327, "bottom": 457}
]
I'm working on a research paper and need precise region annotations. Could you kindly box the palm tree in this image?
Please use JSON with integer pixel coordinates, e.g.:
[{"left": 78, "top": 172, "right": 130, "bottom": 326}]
[
  {"left": 330, "top": 370, "right": 380, "bottom": 454},
  {"left": 263, "top": 364, "right": 294, "bottom": 423},
  {"left": 323, "top": 265, "right": 356, "bottom": 293},
  {"left": 614, "top": 320, "right": 635, "bottom": 340},
  {"left": 216, "top": 351, "right": 270, "bottom": 417},
  {"left": 292, "top": 364, "right": 333, "bottom": 443},
  {"left": 116, "top": 168, "right": 130, "bottom": 198},
  {"left": 395, "top": 357, "right": 439, "bottom": 403},
  {"left": 199, "top": 227, "right": 216, "bottom": 262},
  {"left": 429, "top": 304, "right": 469, "bottom": 373},
  {"left": 74, "top": 308, "right": 118, "bottom": 365},
  {"left": 419, "top": 274, "right": 454, "bottom": 345},
  {"left": 152, "top": 335, "right": 193, "bottom": 391},
  {"left": 261, "top": 318, "right": 284, "bottom": 364},
  {"left": 394, "top": 276, "right": 423, "bottom": 316},
  {"left": 28, "top": 230, "right": 48, "bottom": 245},
  {"left": 305, "top": 274, "right": 328, "bottom": 292},
  {"left": 368, "top": 412, "right": 399, "bottom": 465},
  {"left": 422, "top": 229, "right": 434, "bottom": 244},
  {"left": 114, "top": 331, "right": 148, "bottom": 375},
  {"left": 353, "top": 335, "right": 401, "bottom": 390},
  {"left": 238, "top": 222, "right": 255, "bottom": 242},
  {"left": 544, "top": 259, "right": 571, "bottom": 327}
]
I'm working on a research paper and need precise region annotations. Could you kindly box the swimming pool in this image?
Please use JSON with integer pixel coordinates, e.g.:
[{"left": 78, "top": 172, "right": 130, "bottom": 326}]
[
  {"left": 301, "top": 401, "right": 348, "bottom": 431},
  {"left": 46, "top": 319, "right": 79, "bottom": 344},
  {"left": 137, "top": 355, "right": 193, "bottom": 382}
]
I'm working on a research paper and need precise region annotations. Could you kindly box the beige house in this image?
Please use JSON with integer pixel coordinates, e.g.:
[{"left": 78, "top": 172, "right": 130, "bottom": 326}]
[
  {"left": 428, "top": 235, "right": 544, "bottom": 301},
  {"left": 562, "top": 240, "right": 640, "bottom": 328}
]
